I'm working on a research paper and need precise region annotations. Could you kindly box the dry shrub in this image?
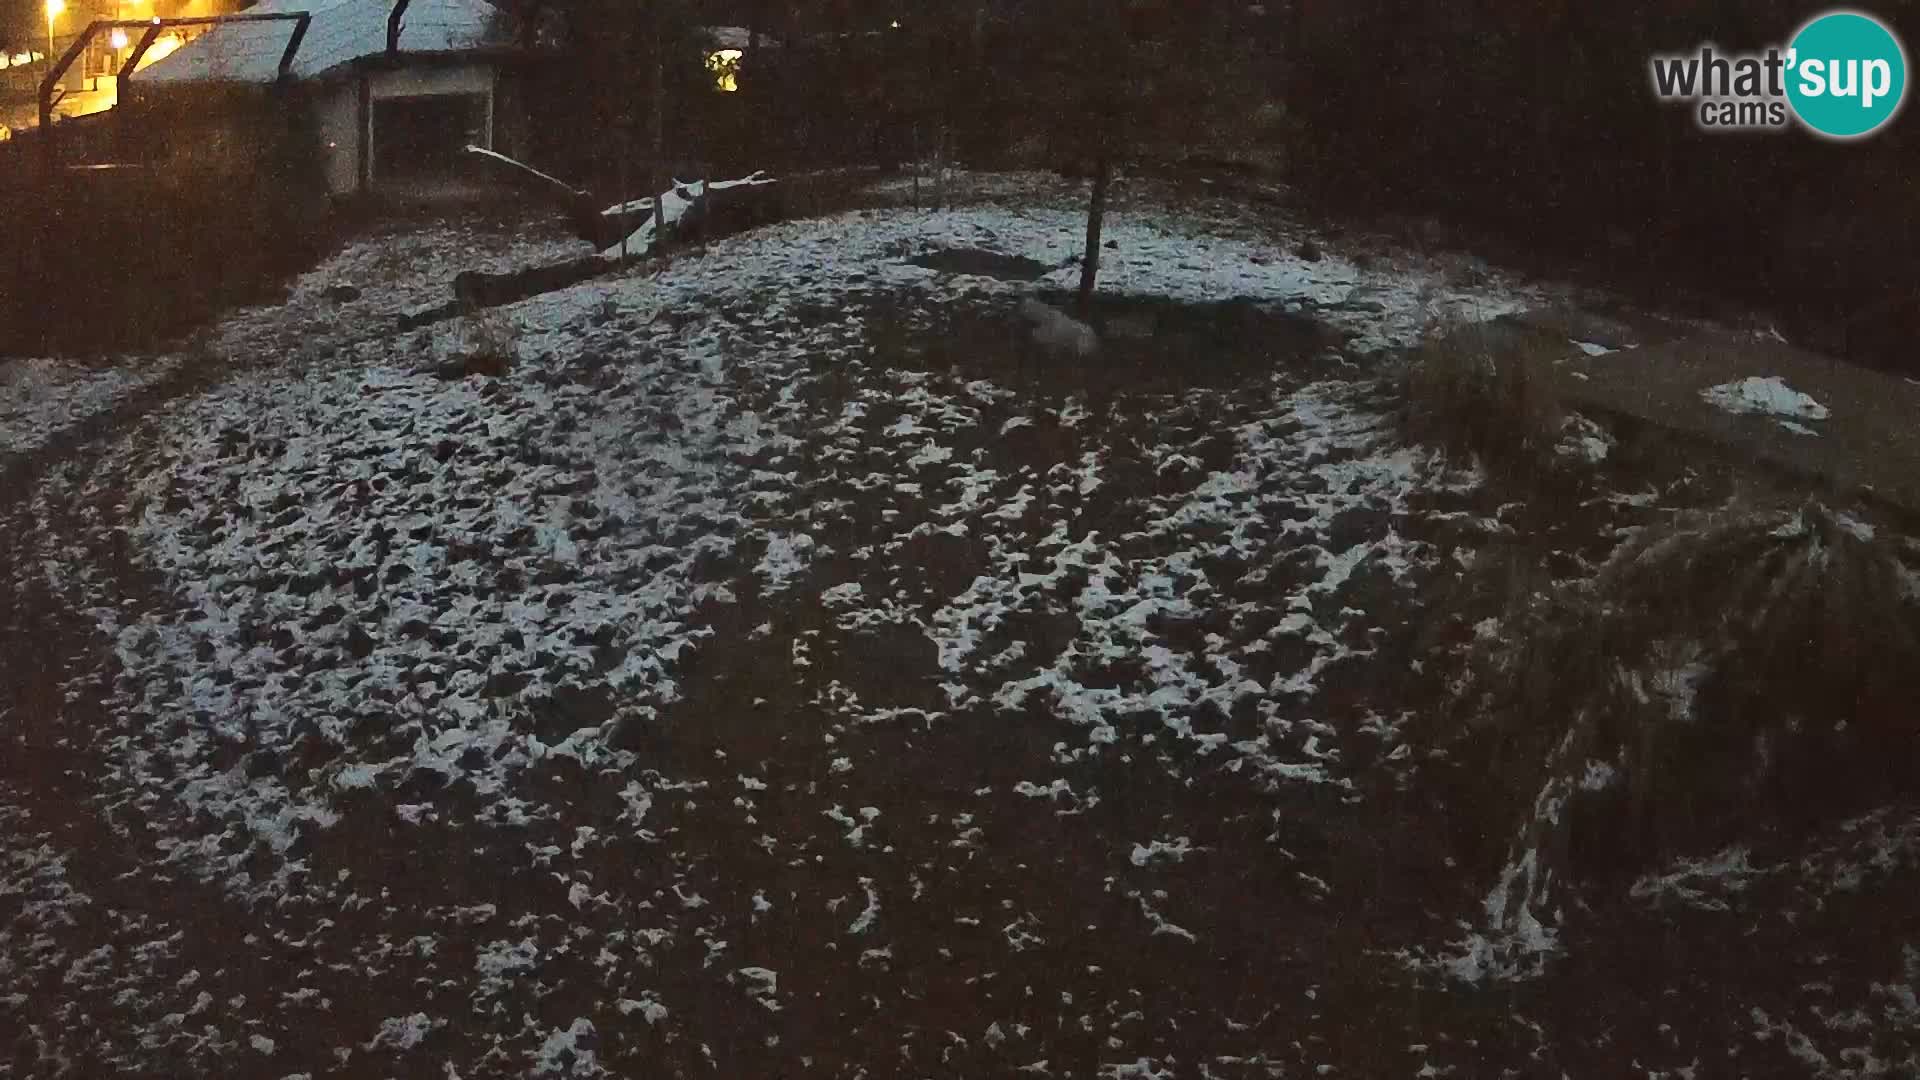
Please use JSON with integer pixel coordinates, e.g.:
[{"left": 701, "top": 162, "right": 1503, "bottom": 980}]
[
  {"left": 1454, "top": 499, "right": 1920, "bottom": 883},
  {"left": 1402, "top": 321, "right": 1566, "bottom": 480},
  {"left": 1427, "top": 499, "right": 1920, "bottom": 976},
  {"left": 443, "top": 312, "right": 520, "bottom": 379}
]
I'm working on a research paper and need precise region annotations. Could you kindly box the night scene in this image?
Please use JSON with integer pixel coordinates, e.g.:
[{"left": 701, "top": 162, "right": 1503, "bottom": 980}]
[{"left": 2, "top": 2, "right": 1919, "bottom": 1076}]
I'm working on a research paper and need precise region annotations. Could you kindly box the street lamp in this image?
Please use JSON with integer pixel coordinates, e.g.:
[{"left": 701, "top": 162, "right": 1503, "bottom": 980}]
[{"left": 45, "top": 0, "right": 64, "bottom": 69}]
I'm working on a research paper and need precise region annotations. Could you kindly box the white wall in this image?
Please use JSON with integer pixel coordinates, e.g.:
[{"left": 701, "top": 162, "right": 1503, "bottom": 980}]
[{"left": 312, "top": 81, "right": 359, "bottom": 196}]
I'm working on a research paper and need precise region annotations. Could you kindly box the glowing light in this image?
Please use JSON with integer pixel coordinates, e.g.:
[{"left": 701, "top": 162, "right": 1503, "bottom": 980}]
[
  {"left": 706, "top": 48, "right": 742, "bottom": 93},
  {"left": 134, "top": 33, "right": 182, "bottom": 69},
  {"left": 45, "top": 0, "right": 64, "bottom": 20},
  {"left": 110, "top": 28, "right": 130, "bottom": 50},
  {"left": 890, "top": 19, "right": 901, "bottom": 29}
]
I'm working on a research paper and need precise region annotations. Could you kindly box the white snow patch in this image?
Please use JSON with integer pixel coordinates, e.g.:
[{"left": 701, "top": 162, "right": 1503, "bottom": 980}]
[{"left": 1700, "top": 376, "right": 1830, "bottom": 423}]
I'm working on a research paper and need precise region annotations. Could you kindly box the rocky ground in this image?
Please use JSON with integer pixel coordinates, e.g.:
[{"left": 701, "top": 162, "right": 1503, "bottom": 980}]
[{"left": 2, "top": 174, "right": 1916, "bottom": 1078}]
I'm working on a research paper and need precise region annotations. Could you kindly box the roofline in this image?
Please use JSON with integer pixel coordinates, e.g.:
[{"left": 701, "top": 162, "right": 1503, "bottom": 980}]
[{"left": 132, "top": 45, "right": 553, "bottom": 89}]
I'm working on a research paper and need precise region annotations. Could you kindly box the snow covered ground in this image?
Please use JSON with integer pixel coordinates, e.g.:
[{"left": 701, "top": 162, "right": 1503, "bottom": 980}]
[
  {"left": 2, "top": 174, "right": 1916, "bottom": 1077},
  {"left": 0, "top": 219, "right": 585, "bottom": 462}
]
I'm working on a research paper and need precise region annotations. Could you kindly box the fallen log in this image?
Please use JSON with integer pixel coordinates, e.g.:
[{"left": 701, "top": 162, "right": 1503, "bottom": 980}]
[
  {"left": 462, "top": 145, "right": 784, "bottom": 253},
  {"left": 401, "top": 158, "right": 789, "bottom": 329},
  {"left": 594, "top": 171, "right": 783, "bottom": 259},
  {"left": 452, "top": 255, "right": 611, "bottom": 310}
]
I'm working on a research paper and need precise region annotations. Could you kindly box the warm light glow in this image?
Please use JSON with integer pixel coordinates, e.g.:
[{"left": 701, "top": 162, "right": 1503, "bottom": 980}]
[
  {"left": 110, "top": 28, "right": 130, "bottom": 50},
  {"left": 706, "top": 48, "right": 742, "bottom": 93},
  {"left": 45, "top": 0, "right": 65, "bottom": 21},
  {"left": 133, "top": 32, "right": 182, "bottom": 69},
  {"left": 133, "top": 33, "right": 182, "bottom": 69}
]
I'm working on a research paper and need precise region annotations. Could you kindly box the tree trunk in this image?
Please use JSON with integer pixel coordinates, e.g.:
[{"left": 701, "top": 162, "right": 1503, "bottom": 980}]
[
  {"left": 651, "top": 1, "right": 666, "bottom": 242},
  {"left": 1077, "top": 153, "right": 1111, "bottom": 316},
  {"left": 617, "top": 126, "right": 631, "bottom": 260}
]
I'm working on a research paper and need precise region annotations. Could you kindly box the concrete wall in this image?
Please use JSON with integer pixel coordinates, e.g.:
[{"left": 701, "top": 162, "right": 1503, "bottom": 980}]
[
  {"left": 367, "top": 63, "right": 495, "bottom": 105},
  {"left": 366, "top": 62, "right": 494, "bottom": 195},
  {"left": 309, "top": 62, "right": 500, "bottom": 198},
  {"left": 312, "top": 80, "right": 360, "bottom": 196}
]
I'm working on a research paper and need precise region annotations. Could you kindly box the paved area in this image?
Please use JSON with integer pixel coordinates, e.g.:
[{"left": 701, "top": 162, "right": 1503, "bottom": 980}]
[{"left": 1511, "top": 307, "right": 1920, "bottom": 517}]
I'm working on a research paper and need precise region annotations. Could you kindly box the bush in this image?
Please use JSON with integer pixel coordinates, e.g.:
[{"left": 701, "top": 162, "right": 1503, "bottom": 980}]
[
  {"left": 0, "top": 91, "right": 330, "bottom": 358},
  {"left": 1467, "top": 503, "right": 1916, "bottom": 882},
  {"left": 1401, "top": 321, "right": 1566, "bottom": 480},
  {"left": 427, "top": 311, "right": 521, "bottom": 380},
  {"left": 1427, "top": 498, "right": 1920, "bottom": 977}
]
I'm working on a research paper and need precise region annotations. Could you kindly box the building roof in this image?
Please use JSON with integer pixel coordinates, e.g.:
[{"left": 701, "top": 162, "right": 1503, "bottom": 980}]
[{"left": 139, "top": 0, "right": 511, "bottom": 85}]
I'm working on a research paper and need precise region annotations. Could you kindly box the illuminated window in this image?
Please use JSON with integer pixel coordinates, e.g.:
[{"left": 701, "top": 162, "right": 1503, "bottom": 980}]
[{"left": 706, "top": 48, "right": 742, "bottom": 93}]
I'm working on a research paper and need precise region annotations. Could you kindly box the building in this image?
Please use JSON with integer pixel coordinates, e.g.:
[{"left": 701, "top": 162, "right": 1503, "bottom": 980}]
[{"left": 130, "top": 0, "right": 538, "bottom": 199}]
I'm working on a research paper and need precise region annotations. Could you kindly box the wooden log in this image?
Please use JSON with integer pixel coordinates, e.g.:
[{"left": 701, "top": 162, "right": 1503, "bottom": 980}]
[
  {"left": 403, "top": 153, "right": 789, "bottom": 332},
  {"left": 451, "top": 255, "right": 613, "bottom": 310}
]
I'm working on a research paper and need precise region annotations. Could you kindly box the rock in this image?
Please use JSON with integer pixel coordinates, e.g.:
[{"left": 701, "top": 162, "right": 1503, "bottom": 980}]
[
  {"left": 321, "top": 284, "right": 362, "bottom": 303},
  {"left": 1018, "top": 298, "right": 1099, "bottom": 359}
]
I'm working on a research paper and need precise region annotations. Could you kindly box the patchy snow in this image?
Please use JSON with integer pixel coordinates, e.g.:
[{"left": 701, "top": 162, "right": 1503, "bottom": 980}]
[
  {"left": 1020, "top": 298, "right": 1099, "bottom": 358},
  {"left": 1631, "top": 847, "right": 1772, "bottom": 912},
  {"left": 0, "top": 356, "right": 181, "bottom": 456},
  {"left": 1701, "top": 376, "right": 1831, "bottom": 424},
  {"left": 1129, "top": 837, "right": 1197, "bottom": 868},
  {"left": 3, "top": 171, "right": 1907, "bottom": 1077},
  {"left": 366, "top": 1012, "right": 438, "bottom": 1051},
  {"left": 1556, "top": 412, "right": 1615, "bottom": 465},
  {"left": 531, "top": 1018, "right": 602, "bottom": 1077}
]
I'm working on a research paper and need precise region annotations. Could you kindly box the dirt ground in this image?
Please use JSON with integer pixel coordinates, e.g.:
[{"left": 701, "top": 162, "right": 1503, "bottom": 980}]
[{"left": 2, "top": 175, "right": 1917, "bottom": 1079}]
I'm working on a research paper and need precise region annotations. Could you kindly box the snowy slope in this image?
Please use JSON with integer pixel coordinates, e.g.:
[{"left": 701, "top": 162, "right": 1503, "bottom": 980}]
[{"left": 4, "top": 177, "right": 1910, "bottom": 1078}]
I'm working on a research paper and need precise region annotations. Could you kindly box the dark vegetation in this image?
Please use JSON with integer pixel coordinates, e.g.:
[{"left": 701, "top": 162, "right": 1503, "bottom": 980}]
[
  {"left": 1400, "top": 319, "right": 1920, "bottom": 927},
  {"left": 1426, "top": 495, "right": 1920, "bottom": 909},
  {"left": 1399, "top": 321, "right": 1569, "bottom": 484},
  {"left": 0, "top": 91, "right": 328, "bottom": 356},
  {"left": 1283, "top": 1, "right": 1920, "bottom": 374}
]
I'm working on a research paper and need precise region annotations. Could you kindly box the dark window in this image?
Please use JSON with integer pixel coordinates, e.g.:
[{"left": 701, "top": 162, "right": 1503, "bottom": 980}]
[{"left": 371, "top": 94, "right": 487, "bottom": 183}]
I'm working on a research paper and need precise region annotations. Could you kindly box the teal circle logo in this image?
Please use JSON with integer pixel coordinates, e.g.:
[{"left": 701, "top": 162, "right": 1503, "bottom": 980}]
[{"left": 1787, "top": 11, "right": 1908, "bottom": 138}]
